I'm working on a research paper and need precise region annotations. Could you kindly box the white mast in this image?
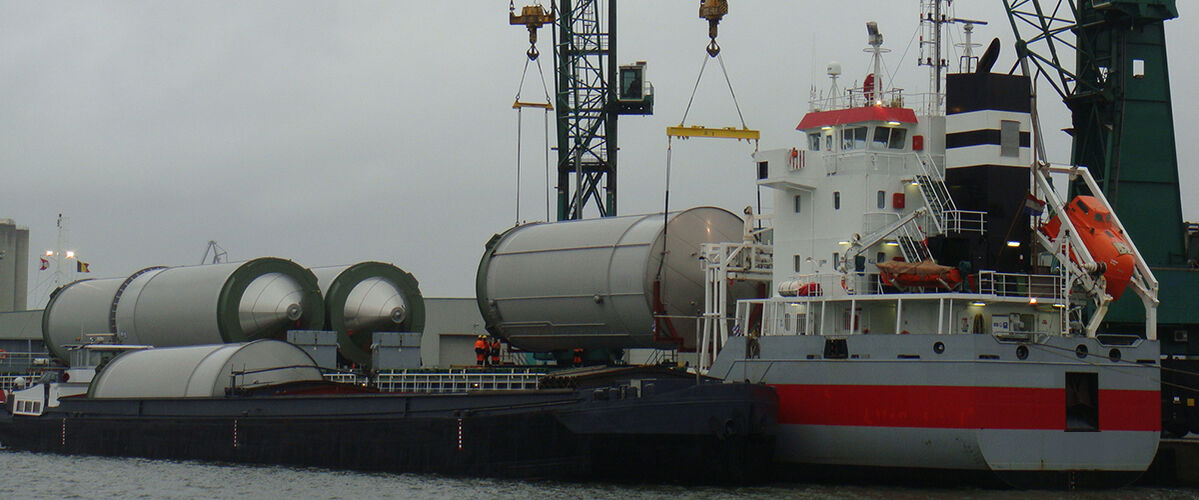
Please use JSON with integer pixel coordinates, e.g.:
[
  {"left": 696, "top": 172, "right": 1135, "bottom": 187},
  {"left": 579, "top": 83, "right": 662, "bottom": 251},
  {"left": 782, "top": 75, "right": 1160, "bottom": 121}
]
[
  {"left": 957, "top": 22, "right": 981, "bottom": 73},
  {"left": 865, "top": 22, "right": 889, "bottom": 105},
  {"left": 920, "top": 1, "right": 989, "bottom": 114},
  {"left": 52, "top": 213, "right": 66, "bottom": 288}
]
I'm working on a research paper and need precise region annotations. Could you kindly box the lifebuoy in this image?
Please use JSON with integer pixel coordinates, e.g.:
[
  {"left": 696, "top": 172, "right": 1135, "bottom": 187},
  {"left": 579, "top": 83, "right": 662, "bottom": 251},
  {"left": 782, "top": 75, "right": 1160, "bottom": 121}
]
[{"left": 0, "top": 348, "right": 6, "bottom": 360}]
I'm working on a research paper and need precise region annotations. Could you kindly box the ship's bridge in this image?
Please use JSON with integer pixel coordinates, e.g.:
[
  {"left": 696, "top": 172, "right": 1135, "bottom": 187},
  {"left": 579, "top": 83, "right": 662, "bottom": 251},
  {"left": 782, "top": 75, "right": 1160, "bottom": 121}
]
[{"left": 797, "top": 105, "right": 919, "bottom": 153}]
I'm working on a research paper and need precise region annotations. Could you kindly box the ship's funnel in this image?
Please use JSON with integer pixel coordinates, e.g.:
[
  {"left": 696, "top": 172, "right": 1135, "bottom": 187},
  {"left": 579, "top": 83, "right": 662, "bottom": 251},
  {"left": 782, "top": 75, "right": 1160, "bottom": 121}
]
[{"left": 311, "top": 262, "right": 425, "bottom": 367}]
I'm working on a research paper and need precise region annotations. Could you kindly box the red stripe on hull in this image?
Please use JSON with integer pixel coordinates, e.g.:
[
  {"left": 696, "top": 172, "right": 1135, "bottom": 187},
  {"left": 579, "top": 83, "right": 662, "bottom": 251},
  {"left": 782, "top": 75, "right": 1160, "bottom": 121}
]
[{"left": 773, "top": 384, "right": 1159, "bottom": 431}]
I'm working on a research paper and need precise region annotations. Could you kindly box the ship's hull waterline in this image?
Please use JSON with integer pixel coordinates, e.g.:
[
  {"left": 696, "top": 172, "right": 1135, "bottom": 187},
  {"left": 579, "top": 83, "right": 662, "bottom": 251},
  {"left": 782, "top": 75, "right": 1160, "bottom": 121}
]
[{"left": 709, "top": 334, "right": 1160, "bottom": 488}]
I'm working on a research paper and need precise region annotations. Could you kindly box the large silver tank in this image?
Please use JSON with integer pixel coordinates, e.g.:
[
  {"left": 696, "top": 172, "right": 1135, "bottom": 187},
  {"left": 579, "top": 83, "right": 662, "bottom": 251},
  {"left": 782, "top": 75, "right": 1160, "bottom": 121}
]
[
  {"left": 42, "top": 258, "right": 324, "bottom": 361},
  {"left": 88, "top": 340, "right": 323, "bottom": 398},
  {"left": 42, "top": 277, "right": 127, "bottom": 360},
  {"left": 311, "top": 262, "right": 425, "bottom": 368},
  {"left": 476, "top": 207, "right": 748, "bottom": 352}
]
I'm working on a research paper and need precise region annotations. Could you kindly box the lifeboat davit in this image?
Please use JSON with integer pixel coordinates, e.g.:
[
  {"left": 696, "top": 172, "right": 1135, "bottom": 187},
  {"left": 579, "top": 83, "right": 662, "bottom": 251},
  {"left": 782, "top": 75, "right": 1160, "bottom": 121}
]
[{"left": 1040, "top": 195, "right": 1135, "bottom": 300}]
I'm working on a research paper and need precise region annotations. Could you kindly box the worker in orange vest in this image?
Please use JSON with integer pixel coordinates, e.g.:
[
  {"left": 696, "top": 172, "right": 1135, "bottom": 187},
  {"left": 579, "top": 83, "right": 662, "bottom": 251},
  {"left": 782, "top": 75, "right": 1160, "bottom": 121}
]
[
  {"left": 572, "top": 348, "right": 583, "bottom": 367},
  {"left": 489, "top": 337, "right": 502, "bottom": 366},
  {"left": 474, "top": 335, "right": 488, "bottom": 366}
]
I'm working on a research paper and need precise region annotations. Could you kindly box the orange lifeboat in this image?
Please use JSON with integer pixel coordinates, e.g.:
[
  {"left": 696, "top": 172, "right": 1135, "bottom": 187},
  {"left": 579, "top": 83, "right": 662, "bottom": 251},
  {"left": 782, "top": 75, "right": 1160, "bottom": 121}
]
[
  {"left": 876, "top": 260, "right": 963, "bottom": 290},
  {"left": 1040, "top": 196, "right": 1135, "bottom": 300}
]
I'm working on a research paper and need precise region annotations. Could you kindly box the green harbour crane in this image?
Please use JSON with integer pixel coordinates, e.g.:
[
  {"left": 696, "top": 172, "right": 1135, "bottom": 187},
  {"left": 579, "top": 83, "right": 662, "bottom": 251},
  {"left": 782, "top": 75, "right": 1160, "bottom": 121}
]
[
  {"left": 1004, "top": 0, "right": 1199, "bottom": 435},
  {"left": 513, "top": 1, "right": 653, "bottom": 222}
]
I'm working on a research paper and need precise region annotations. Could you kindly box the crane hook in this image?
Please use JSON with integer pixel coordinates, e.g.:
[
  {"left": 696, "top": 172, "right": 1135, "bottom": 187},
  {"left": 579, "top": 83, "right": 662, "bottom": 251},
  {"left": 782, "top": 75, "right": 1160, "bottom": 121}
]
[
  {"left": 510, "top": 3, "right": 555, "bottom": 62},
  {"left": 706, "top": 39, "right": 721, "bottom": 57},
  {"left": 699, "top": 0, "right": 728, "bottom": 57}
]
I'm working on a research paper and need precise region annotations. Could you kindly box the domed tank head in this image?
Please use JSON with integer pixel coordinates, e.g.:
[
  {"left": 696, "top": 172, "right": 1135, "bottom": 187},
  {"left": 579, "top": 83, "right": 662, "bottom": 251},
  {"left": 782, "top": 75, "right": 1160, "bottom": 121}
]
[
  {"left": 312, "top": 262, "right": 425, "bottom": 368},
  {"left": 237, "top": 272, "right": 307, "bottom": 338},
  {"left": 342, "top": 276, "right": 408, "bottom": 332}
]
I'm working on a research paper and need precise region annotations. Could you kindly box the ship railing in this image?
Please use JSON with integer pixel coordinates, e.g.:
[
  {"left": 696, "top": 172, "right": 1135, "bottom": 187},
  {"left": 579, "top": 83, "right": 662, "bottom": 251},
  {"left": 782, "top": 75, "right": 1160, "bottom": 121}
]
[
  {"left": 0, "top": 351, "right": 51, "bottom": 374},
  {"left": 737, "top": 273, "right": 1067, "bottom": 338},
  {"left": 807, "top": 88, "right": 942, "bottom": 116},
  {"left": 909, "top": 151, "right": 988, "bottom": 237},
  {"left": 374, "top": 369, "right": 546, "bottom": 394},
  {"left": 322, "top": 372, "right": 361, "bottom": 384},
  {"left": 976, "top": 271, "right": 1064, "bottom": 301},
  {"left": 0, "top": 373, "right": 43, "bottom": 391},
  {"left": 821, "top": 148, "right": 933, "bottom": 176},
  {"left": 775, "top": 271, "right": 1064, "bottom": 300},
  {"left": 942, "top": 210, "right": 987, "bottom": 234}
]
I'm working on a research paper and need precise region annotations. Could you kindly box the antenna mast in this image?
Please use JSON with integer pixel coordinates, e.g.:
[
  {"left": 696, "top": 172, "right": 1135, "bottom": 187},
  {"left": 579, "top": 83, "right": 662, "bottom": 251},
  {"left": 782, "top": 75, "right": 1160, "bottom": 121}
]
[{"left": 918, "top": 0, "right": 948, "bottom": 114}]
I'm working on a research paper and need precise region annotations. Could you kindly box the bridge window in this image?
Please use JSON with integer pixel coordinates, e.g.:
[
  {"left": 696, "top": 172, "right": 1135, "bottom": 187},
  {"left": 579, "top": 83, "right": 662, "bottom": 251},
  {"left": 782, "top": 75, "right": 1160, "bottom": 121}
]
[
  {"left": 794, "top": 194, "right": 802, "bottom": 213},
  {"left": 842, "top": 127, "right": 868, "bottom": 150},
  {"left": 794, "top": 254, "right": 802, "bottom": 272},
  {"left": 808, "top": 133, "right": 821, "bottom": 151},
  {"left": 834, "top": 191, "right": 841, "bottom": 210},
  {"left": 872, "top": 126, "right": 907, "bottom": 149},
  {"left": 877, "top": 190, "right": 886, "bottom": 209},
  {"left": 620, "top": 66, "right": 643, "bottom": 100}
]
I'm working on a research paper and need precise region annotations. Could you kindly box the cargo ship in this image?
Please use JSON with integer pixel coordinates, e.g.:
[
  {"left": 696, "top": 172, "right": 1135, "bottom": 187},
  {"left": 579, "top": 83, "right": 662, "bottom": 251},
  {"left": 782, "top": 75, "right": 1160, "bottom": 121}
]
[
  {"left": 699, "top": 23, "right": 1163, "bottom": 487},
  {"left": 0, "top": 339, "right": 776, "bottom": 482},
  {"left": 474, "top": 19, "right": 1163, "bottom": 488}
]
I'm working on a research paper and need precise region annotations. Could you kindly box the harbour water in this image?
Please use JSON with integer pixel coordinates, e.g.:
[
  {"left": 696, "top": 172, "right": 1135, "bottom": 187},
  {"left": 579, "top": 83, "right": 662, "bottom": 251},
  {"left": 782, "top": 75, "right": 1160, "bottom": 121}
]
[{"left": 2, "top": 451, "right": 1198, "bottom": 499}]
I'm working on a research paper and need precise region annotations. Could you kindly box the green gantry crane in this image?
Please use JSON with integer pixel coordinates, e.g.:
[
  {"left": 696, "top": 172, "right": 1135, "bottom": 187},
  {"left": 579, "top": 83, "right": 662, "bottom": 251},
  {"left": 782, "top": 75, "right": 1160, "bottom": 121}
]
[
  {"left": 549, "top": 0, "right": 652, "bottom": 221},
  {"left": 1004, "top": 0, "right": 1199, "bottom": 435}
]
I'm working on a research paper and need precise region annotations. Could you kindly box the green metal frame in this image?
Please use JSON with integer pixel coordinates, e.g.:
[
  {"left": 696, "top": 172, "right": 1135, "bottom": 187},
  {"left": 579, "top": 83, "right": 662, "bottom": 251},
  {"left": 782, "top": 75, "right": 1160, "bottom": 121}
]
[
  {"left": 1004, "top": 0, "right": 1182, "bottom": 263},
  {"left": 1004, "top": 0, "right": 1199, "bottom": 348},
  {"left": 553, "top": 0, "right": 619, "bottom": 220}
]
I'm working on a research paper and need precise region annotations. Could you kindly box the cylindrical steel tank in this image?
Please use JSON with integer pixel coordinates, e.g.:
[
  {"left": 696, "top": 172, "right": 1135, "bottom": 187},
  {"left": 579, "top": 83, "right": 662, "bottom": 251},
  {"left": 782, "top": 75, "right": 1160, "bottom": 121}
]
[
  {"left": 476, "top": 207, "right": 750, "bottom": 352},
  {"left": 42, "top": 258, "right": 324, "bottom": 362},
  {"left": 42, "top": 278, "right": 126, "bottom": 361},
  {"left": 115, "top": 258, "right": 323, "bottom": 348},
  {"left": 311, "top": 262, "right": 425, "bottom": 367},
  {"left": 88, "top": 340, "right": 323, "bottom": 398}
]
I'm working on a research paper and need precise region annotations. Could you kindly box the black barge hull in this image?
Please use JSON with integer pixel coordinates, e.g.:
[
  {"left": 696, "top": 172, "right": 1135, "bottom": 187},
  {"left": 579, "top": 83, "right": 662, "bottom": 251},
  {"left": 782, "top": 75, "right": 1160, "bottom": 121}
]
[{"left": 0, "top": 377, "right": 777, "bottom": 483}]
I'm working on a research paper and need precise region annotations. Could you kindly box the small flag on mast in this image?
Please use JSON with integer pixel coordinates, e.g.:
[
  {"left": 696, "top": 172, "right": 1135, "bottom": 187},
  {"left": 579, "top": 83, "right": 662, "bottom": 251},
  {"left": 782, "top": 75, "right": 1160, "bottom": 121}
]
[
  {"left": 76, "top": 261, "right": 90, "bottom": 273},
  {"left": 1023, "top": 194, "right": 1046, "bottom": 216},
  {"left": 39, "top": 257, "right": 48, "bottom": 271}
]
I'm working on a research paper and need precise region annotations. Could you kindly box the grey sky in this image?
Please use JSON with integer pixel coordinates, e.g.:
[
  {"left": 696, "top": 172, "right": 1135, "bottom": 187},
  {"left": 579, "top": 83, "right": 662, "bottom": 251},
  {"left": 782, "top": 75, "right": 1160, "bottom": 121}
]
[{"left": 2, "top": 1, "right": 1195, "bottom": 306}]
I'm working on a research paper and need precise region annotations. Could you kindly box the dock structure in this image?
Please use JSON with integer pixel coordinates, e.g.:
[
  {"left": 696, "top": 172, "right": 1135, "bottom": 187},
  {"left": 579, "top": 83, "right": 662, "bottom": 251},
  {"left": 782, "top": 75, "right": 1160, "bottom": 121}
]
[{"left": 1145, "top": 438, "right": 1199, "bottom": 486}]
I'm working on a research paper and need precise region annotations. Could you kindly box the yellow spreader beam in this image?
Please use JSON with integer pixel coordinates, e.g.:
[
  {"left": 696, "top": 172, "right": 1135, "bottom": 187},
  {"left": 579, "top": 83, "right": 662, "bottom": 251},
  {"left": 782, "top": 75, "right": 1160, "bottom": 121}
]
[
  {"left": 666, "top": 125, "right": 759, "bottom": 141},
  {"left": 513, "top": 100, "right": 553, "bottom": 110}
]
